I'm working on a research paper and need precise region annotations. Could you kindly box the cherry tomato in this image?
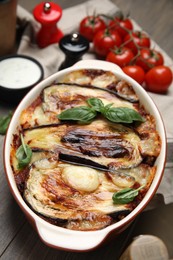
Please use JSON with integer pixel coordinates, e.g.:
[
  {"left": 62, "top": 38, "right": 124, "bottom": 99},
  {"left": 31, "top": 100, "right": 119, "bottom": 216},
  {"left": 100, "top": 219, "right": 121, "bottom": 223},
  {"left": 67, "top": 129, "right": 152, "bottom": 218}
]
[
  {"left": 123, "top": 65, "right": 145, "bottom": 84},
  {"left": 93, "top": 28, "right": 122, "bottom": 57},
  {"left": 109, "top": 17, "right": 133, "bottom": 38},
  {"left": 145, "top": 65, "right": 173, "bottom": 93},
  {"left": 124, "top": 31, "right": 151, "bottom": 54},
  {"left": 79, "top": 15, "right": 106, "bottom": 42},
  {"left": 136, "top": 49, "right": 164, "bottom": 71},
  {"left": 106, "top": 47, "right": 134, "bottom": 67}
]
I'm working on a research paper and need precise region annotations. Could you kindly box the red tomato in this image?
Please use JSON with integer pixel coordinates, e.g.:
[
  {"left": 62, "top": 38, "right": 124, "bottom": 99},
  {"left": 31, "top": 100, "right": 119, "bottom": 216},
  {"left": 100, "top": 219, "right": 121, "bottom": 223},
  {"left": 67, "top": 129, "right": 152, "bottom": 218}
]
[
  {"left": 79, "top": 15, "right": 106, "bottom": 42},
  {"left": 109, "top": 17, "right": 133, "bottom": 38},
  {"left": 145, "top": 65, "right": 173, "bottom": 93},
  {"left": 136, "top": 49, "right": 164, "bottom": 71},
  {"left": 106, "top": 47, "right": 134, "bottom": 67},
  {"left": 123, "top": 65, "right": 145, "bottom": 84},
  {"left": 124, "top": 31, "right": 151, "bottom": 54},
  {"left": 93, "top": 29, "right": 122, "bottom": 57}
]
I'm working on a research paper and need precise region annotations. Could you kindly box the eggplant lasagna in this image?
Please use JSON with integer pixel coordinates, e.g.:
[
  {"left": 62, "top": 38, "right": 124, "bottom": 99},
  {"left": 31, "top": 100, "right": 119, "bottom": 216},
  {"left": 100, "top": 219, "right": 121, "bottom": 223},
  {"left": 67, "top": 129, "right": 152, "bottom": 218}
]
[{"left": 10, "top": 69, "right": 161, "bottom": 231}]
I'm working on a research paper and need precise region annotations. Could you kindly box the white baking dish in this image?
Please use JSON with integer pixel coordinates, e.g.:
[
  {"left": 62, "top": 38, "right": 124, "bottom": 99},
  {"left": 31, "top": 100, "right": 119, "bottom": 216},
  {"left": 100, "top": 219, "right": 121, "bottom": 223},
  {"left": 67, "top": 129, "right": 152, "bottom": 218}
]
[{"left": 4, "top": 60, "right": 166, "bottom": 251}]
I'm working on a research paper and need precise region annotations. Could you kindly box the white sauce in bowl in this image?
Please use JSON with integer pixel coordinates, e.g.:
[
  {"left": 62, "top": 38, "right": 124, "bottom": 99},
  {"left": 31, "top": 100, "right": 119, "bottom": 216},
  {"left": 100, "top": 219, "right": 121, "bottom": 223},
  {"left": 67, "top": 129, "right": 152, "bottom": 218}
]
[{"left": 0, "top": 56, "right": 43, "bottom": 89}]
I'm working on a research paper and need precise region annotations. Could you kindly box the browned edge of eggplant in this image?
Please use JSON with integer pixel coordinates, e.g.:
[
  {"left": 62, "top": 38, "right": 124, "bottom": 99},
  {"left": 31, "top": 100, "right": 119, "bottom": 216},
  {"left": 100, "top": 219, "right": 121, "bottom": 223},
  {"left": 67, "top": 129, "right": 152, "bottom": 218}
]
[
  {"left": 23, "top": 195, "right": 131, "bottom": 229},
  {"left": 23, "top": 122, "right": 64, "bottom": 131},
  {"left": 30, "top": 148, "right": 111, "bottom": 172},
  {"left": 42, "top": 82, "right": 139, "bottom": 103}
]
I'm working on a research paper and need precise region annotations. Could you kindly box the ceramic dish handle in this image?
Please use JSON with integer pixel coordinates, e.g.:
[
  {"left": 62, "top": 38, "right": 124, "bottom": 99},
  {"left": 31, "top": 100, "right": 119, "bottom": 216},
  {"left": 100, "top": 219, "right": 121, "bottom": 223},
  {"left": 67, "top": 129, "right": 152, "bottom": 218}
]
[
  {"left": 36, "top": 220, "right": 107, "bottom": 251},
  {"left": 72, "top": 59, "right": 123, "bottom": 74}
]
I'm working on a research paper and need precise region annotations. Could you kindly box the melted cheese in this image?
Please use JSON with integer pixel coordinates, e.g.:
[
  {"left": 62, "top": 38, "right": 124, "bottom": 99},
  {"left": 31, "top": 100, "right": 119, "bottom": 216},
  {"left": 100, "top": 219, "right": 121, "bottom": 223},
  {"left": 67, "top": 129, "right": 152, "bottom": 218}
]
[
  {"left": 20, "top": 104, "right": 59, "bottom": 129},
  {"left": 62, "top": 70, "right": 92, "bottom": 84},
  {"left": 62, "top": 166, "right": 100, "bottom": 192},
  {"left": 109, "top": 172, "right": 135, "bottom": 188}
]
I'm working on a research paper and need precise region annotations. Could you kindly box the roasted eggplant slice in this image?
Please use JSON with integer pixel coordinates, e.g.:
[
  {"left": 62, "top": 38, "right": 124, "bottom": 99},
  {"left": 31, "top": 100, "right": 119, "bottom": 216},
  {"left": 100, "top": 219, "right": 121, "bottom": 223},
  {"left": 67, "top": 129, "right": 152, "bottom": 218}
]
[
  {"left": 24, "top": 157, "right": 154, "bottom": 230},
  {"left": 23, "top": 119, "right": 142, "bottom": 170},
  {"left": 62, "top": 69, "right": 139, "bottom": 102},
  {"left": 42, "top": 83, "right": 135, "bottom": 114},
  {"left": 24, "top": 158, "right": 134, "bottom": 230}
]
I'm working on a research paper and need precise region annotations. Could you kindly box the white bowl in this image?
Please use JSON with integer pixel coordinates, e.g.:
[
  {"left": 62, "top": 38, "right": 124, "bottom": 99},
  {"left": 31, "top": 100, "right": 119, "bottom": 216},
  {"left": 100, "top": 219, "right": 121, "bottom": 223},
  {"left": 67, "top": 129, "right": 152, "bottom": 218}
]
[{"left": 4, "top": 60, "right": 166, "bottom": 251}]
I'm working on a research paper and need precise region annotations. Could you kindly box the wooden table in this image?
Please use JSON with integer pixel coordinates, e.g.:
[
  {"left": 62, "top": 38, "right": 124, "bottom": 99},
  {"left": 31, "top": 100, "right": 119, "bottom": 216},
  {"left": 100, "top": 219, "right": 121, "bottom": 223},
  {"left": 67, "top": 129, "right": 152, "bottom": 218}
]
[{"left": 1, "top": 0, "right": 173, "bottom": 259}]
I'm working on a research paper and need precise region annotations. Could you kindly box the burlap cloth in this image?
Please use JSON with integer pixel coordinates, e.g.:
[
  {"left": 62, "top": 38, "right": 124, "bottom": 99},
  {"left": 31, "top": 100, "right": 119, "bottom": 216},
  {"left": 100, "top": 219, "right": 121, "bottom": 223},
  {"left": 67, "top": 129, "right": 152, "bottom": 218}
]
[{"left": 17, "top": 0, "right": 173, "bottom": 204}]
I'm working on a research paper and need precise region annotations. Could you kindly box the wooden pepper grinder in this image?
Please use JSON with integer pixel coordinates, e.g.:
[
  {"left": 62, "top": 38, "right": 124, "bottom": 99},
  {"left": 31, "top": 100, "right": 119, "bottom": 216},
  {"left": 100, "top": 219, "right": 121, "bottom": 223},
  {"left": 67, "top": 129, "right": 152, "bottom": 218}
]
[
  {"left": 59, "top": 33, "right": 89, "bottom": 70},
  {"left": 33, "top": 2, "right": 63, "bottom": 48}
]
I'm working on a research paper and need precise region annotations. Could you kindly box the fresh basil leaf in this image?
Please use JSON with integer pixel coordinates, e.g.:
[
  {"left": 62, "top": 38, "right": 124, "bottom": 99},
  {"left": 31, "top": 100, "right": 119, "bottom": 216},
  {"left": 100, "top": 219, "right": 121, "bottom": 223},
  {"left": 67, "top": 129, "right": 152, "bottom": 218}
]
[
  {"left": 112, "top": 185, "right": 144, "bottom": 204},
  {"left": 58, "top": 106, "right": 97, "bottom": 123},
  {"left": 87, "top": 98, "right": 104, "bottom": 112},
  {"left": 16, "top": 134, "right": 32, "bottom": 169},
  {"left": 58, "top": 99, "right": 144, "bottom": 125},
  {"left": 0, "top": 111, "right": 12, "bottom": 135},
  {"left": 103, "top": 107, "right": 144, "bottom": 124},
  {"left": 121, "top": 107, "right": 145, "bottom": 122},
  {"left": 103, "top": 107, "right": 133, "bottom": 123},
  {"left": 104, "top": 103, "right": 114, "bottom": 112}
]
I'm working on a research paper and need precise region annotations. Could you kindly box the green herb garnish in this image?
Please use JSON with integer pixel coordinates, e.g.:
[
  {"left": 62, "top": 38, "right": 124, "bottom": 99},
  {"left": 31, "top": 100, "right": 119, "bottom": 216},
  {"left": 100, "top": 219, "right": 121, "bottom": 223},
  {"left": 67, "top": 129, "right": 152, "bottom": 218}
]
[
  {"left": 112, "top": 185, "right": 145, "bottom": 204},
  {"left": 0, "top": 111, "right": 12, "bottom": 135},
  {"left": 16, "top": 134, "right": 32, "bottom": 169},
  {"left": 104, "top": 107, "right": 144, "bottom": 123},
  {"left": 58, "top": 97, "right": 145, "bottom": 124},
  {"left": 58, "top": 106, "right": 97, "bottom": 124},
  {"left": 87, "top": 97, "right": 104, "bottom": 112}
]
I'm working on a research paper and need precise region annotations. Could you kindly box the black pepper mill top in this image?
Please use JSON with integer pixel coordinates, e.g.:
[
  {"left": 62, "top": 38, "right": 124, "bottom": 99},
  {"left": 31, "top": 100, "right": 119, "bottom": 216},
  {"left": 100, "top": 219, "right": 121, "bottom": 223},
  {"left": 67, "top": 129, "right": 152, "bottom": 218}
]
[{"left": 59, "top": 33, "right": 90, "bottom": 70}]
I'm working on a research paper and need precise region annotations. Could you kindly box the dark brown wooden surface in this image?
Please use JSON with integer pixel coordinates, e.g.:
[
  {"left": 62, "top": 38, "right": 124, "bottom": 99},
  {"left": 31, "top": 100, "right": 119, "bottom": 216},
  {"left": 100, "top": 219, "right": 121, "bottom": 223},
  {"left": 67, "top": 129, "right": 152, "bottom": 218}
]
[{"left": 0, "top": 0, "right": 173, "bottom": 259}]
